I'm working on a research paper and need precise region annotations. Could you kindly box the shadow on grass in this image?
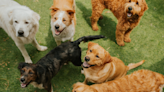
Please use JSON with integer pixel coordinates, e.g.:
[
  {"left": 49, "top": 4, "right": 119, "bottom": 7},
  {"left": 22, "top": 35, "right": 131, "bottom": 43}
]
[
  {"left": 146, "top": 58, "right": 164, "bottom": 74},
  {"left": 76, "top": 1, "right": 117, "bottom": 42}
]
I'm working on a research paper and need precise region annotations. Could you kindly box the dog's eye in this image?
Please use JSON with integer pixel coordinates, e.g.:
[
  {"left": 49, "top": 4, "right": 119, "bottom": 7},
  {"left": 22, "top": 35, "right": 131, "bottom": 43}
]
[
  {"left": 136, "top": 1, "right": 139, "bottom": 5},
  {"left": 54, "top": 17, "right": 57, "bottom": 20},
  {"left": 29, "top": 71, "right": 33, "bottom": 74},
  {"left": 74, "top": 91, "right": 76, "bottom": 92},
  {"left": 25, "top": 22, "right": 29, "bottom": 24},
  {"left": 96, "top": 55, "right": 99, "bottom": 58},
  {"left": 15, "top": 21, "right": 18, "bottom": 23},
  {"left": 63, "top": 19, "right": 66, "bottom": 21},
  {"left": 21, "top": 70, "right": 25, "bottom": 73},
  {"left": 129, "top": 0, "right": 131, "bottom": 2},
  {"left": 90, "top": 50, "right": 92, "bottom": 52}
]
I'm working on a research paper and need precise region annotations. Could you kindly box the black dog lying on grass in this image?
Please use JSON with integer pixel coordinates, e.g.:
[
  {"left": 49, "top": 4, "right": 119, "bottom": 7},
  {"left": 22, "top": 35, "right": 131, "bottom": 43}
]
[{"left": 18, "top": 35, "right": 105, "bottom": 92}]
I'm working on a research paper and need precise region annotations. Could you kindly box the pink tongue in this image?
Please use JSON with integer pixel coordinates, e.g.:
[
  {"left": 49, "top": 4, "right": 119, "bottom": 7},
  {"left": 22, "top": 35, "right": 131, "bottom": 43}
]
[
  {"left": 55, "top": 30, "right": 60, "bottom": 35},
  {"left": 83, "top": 61, "right": 91, "bottom": 67},
  {"left": 21, "top": 83, "right": 26, "bottom": 88},
  {"left": 127, "top": 13, "right": 132, "bottom": 17}
]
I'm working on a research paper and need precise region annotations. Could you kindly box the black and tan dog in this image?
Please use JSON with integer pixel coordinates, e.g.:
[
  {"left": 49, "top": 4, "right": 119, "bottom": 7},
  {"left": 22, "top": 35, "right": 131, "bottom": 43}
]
[{"left": 18, "top": 35, "right": 105, "bottom": 92}]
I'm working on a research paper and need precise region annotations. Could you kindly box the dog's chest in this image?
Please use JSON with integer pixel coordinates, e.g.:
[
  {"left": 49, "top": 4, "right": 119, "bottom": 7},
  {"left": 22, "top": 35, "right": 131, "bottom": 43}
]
[{"left": 31, "top": 82, "right": 44, "bottom": 89}]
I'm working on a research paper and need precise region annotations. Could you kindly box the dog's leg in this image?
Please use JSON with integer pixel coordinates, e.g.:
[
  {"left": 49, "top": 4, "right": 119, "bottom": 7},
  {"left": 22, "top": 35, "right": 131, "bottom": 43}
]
[
  {"left": 124, "top": 29, "right": 132, "bottom": 43},
  {"left": 55, "top": 39, "right": 61, "bottom": 46},
  {"left": 116, "top": 29, "right": 125, "bottom": 46},
  {"left": 15, "top": 43, "right": 32, "bottom": 63},
  {"left": 83, "top": 78, "right": 88, "bottom": 84},
  {"left": 44, "top": 83, "right": 53, "bottom": 92},
  {"left": 90, "top": 0, "right": 105, "bottom": 31},
  {"left": 32, "top": 38, "right": 48, "bottom": 51}
]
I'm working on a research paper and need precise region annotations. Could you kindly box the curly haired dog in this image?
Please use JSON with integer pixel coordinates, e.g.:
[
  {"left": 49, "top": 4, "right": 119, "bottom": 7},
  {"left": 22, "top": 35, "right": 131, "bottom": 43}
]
[
  {"left": 82, "top": 42, "right": 144, "bottom": 84},
  {"left": 91, "top": 0, "right": 148, "bottom": 46},
  {"left": 73, "top": 69, "right": 164, "bottom": 92}
]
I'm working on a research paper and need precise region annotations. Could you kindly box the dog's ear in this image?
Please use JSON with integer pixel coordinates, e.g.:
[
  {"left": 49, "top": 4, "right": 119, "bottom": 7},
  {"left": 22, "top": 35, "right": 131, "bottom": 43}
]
[
  {"left": 35, "top": 65, "right": 46, "bottom": 83},
  {"left": 50, "top": 7, "right": 59, "bottom": 15},
  {"left": 67, "top": 10, "right": 75, "bottom": 19},
  {"left": 8, "top": 11, "right": 13, "bottom": 25},
  {"left": 104, "top": 51, "right": 112, "bottom": 63},
  {"left": 18, "top": 62, "right": 29, "bottom": 70},
  {"left": 32, "top": 12, "right": 40, "bottom": 26},
  {"left": 142, "top": 0, "right": 148, "bottom": 11}
]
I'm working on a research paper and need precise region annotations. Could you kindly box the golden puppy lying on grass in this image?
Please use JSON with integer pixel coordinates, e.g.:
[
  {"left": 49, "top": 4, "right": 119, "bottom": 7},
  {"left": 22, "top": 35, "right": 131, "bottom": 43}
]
[
  {"left": 82, "top": 42, "right": 144, "bottom": 84},
  {"left": 73, "top": 69, "right": 164, "bottom": 92}
]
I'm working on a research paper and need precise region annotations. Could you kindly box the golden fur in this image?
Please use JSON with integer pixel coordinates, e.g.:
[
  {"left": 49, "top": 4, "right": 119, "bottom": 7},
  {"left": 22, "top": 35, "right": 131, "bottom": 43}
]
[
  {"left": 90, "top": 0, "right": 148, "bottom": 46},
  {"left": 73, "top": 69, "right": 164, "bottom": 92},
  {"left": 82, "top": 42, "right": 144, "bottom": 84}
]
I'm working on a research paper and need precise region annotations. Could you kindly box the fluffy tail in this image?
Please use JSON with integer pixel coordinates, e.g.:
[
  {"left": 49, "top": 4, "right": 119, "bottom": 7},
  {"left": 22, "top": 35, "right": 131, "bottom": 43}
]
[
  {"left": 128, "top": 60, "right": 145, "bottom": 70},
  {"left": 73, "top": 35, "right": 105, "bottom": 45}
]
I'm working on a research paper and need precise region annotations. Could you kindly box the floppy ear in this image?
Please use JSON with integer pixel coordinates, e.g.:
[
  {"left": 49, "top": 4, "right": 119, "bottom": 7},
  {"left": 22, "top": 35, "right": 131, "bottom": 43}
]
[
  {"left": 8, "top": 11, "right": 13, "bottom": 25},
  {"left": 35, "top": 65, "right": 45, "bottom": 83},
  {"left": 104, "top": 51, "right": 112, "bottom": 63},
  {"left": 32, "top": 12, "right": 40, "bottom": 26},
  {"left": 88, "top": 42, "right": 96, "bottom": 49},
  {"left": 18, "top": 62, "right": 29, "bottom": 70},
  {"left": 50, "top": 7, "right": 59, "bottom": 16},
  {"left": 67, "top": 10, "right": 75, "bottom": 19},
  {"left": 142, "top": 0, "right": 148, "bottom": 11}
]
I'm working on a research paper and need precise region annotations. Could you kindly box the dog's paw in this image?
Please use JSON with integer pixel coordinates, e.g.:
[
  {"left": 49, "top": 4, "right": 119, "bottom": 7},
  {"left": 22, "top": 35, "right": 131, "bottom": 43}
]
[
  {"left": 38, "top": 46, "right": 48, "bottom": 51},
  {"left": 117, "top": 42, "right": 125, "bottom": 46},
  {"left": 25, "top": 60, "right": 33, "bottom": 63},
  {"left": 92, "top": 26, "right": 99, "bottom": 31},
  {"left": 124, "top": 37, "right": 131, "bottom": 43}
]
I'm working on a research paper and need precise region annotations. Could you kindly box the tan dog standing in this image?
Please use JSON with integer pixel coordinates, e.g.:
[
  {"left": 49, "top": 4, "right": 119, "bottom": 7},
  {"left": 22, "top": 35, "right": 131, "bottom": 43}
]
[
  {"left": 73, "top": 69, "right": 164, "bottom": 92},
  {"left": 82, "top": 42, "right": 144, "bottom": 84},
  {"left": 91, "top": 0, "right": 148, "bottom": 46},
  {"left": 50, "top": 0, "right": 76, "bottom": 45}
]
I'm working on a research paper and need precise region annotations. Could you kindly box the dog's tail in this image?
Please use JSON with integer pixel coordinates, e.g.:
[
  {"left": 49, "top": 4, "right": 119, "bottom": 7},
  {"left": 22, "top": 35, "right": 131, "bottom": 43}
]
[
  {"left": 127, "top": 60, "right": 145, "bottom": 70},
  {"left": 73, "top": 35, "right": 105, "bottom": 45}
]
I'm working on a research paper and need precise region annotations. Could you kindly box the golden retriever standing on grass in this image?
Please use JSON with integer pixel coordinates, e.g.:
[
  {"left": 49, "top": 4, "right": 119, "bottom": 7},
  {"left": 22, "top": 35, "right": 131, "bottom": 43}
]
[
  {"left": 82, "top": 42, "right": 144, "bottom": 84},
  {"left": 91, "top": 0, "right": 148, "bottom": 46},
  {"left": 73, "top": 69, "right": 164, "bottom": 92}
]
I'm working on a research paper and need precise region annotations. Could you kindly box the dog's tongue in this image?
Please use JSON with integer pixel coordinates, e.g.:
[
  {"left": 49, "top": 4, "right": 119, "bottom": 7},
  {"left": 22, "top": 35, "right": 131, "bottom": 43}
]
[
  {"left": 21, "top": 83, "right": 27, "bottom": 88},
  {"left": 127, "top": 13, "right": 132, "bottom": 17},
  {"left": 83, "top": 61, "right": 91, "bottom": 68},
  {"left": 55, "top": 30, "right": 61, "bottom": 35}
]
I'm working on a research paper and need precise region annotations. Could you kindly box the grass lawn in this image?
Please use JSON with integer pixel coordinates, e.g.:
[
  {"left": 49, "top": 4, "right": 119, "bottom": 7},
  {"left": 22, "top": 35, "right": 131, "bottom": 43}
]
[{"left": 0, "top": 0, "right": 164, "bottom": 92}]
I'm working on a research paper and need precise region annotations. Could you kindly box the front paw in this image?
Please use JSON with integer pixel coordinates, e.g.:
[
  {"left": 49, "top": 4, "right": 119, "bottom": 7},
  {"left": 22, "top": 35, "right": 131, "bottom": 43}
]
[
  {"left": 124, "top": 37, "right": 131, "bottom": 43},
  {"left": 117, "top": 41, "right": 125, "bottom": 46},
  {"left": 38, "top": 46, "right": 48, "bottom": 51},
  {"left": 92, "top": 25, "right": 99, "bottom": 31}
]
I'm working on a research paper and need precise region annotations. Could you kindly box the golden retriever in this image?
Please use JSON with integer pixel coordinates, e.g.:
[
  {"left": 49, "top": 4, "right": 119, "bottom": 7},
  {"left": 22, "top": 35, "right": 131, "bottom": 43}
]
[
  {"left": 82, "top": 42, "right": 144, "bottom": 84},
  {"left": 73, "top": 69, "right": 164, "bottom": 92}
]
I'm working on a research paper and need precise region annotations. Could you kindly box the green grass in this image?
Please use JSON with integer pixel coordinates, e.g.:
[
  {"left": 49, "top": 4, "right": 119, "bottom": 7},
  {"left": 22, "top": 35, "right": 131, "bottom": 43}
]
[{"left": 0, "top": 0, "right": 164, "bottom": 92}]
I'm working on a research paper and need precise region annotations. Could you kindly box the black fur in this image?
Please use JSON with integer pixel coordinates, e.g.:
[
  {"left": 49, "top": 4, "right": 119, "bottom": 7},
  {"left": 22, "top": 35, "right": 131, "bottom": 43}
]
[{"left": 18, "top": 35, "right": 105, "bottom": 92}]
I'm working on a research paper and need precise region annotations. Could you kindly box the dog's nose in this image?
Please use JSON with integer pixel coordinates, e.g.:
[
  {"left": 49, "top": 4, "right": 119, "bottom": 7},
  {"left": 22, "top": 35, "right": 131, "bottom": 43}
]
[
  {"left": 55, "top": 25, "right": 60, "bottom": 29},
  {"left": 128, "top": 6, "right": 132, "bottom": 11},
  {"left": 20, "top": 78, "right": 25, "bottom": 82},
  {"left": 85, "top": 56, "right": 90, "bottom": 62},
  {"left": 18, "top": 30, "right": 24, "bottom": 35}
]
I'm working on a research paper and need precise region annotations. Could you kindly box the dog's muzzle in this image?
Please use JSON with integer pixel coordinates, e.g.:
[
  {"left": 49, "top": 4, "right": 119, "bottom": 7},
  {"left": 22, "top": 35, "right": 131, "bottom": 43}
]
[{"left": 18, "top": 30, "right": 24, "bottom": 37}]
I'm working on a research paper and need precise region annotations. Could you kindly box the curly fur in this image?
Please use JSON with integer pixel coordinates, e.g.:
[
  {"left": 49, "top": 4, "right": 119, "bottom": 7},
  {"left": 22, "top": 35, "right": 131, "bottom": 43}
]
[{"left": 91, "top": 0, "right": 148, "bottom": 46}]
